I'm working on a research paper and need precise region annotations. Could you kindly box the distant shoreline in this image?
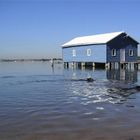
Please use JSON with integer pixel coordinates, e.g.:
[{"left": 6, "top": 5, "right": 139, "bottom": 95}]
[{"left": 0, "top": 58, "right": 62, "bottom": 62}]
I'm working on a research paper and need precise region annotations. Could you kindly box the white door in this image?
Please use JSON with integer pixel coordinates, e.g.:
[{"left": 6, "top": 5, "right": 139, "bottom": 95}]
[{"left": 120, "top": 49, "right": 125, "bottom": 62}]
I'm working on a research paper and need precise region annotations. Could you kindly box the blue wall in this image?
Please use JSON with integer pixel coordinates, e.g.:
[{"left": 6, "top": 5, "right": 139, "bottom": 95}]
[
  {"left": 107, "top": 45, "right": 120, "bottom": 62},
  {"left": 125, "top": 44, "right": 137, "bottom": 62},
  {"left": 107, "top": 34, "right": 138, "bottom": 62},
  {"left": 62, "top": 45, "right": 106, "bottom": 63},
  {"left": 107, "top": 44, "right": 137, "bottom": 62}
]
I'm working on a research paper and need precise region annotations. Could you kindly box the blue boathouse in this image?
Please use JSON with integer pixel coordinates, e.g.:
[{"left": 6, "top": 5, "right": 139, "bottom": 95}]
[{"left": 62, "top": 31, "right": 139, "bottom": 69}]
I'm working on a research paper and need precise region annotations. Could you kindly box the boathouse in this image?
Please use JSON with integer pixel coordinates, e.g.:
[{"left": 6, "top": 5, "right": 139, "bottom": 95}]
[{"left": 62, "top": 31, "right": 139, "bottom": 69}]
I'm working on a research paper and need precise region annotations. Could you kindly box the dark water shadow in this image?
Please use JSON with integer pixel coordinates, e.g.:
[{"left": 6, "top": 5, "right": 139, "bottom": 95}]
[
  {"left": 107, "top": 69, "right": 137, "bottom": 83},
  {"left": 0, "top": 76, "right": 16, "bottom": 79},
  {"left": 105, "top": 69, "right": 139, "bottom": 104}
]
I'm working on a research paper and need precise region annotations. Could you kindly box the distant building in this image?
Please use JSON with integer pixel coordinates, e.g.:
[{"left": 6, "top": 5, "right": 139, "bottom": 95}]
[{"left": 62, "top": 31, "right": 139, "bottom": 69}]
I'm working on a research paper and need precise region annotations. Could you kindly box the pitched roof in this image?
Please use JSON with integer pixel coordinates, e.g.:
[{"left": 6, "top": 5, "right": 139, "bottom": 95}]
[{"left": 62, "top": 31, "right": 124, "bottom": 47}]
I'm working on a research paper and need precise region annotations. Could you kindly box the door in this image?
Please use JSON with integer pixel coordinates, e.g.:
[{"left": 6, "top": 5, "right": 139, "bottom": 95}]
[{"left": 120, "top": 49, "right": 125, "bottom": 62}]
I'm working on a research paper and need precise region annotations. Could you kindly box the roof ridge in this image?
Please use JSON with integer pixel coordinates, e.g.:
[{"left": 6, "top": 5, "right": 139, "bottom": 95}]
[
  {"left": 76, "top": 31, "right": 124, "bottom": 38},
  {"left": 62, "top": 31, "right": 124, "bottom": 47}
]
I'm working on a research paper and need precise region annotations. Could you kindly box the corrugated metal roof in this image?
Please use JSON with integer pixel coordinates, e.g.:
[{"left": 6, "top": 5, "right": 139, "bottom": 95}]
[{"left": 62, "top": 31, "right": 124, "bottom": 47}]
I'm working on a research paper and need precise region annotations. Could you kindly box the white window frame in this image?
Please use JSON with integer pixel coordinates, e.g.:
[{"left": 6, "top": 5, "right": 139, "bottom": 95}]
[
  {"left": 129, "top": 49, "right": 134, "bottom": 56},
  {"left": 111, "top": 49, "right": 116, "bottom": 56},
  {"left": 72, "top": 49, "right": 76, "bottom": 57},
  {"left": 87, "top": 49, "right": 91, "bottom": 56}
]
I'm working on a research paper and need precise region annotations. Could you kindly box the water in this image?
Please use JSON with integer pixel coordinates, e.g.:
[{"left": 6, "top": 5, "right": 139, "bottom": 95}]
[{"left": 0, "top": 62, "right": 140, "bottom": 140}]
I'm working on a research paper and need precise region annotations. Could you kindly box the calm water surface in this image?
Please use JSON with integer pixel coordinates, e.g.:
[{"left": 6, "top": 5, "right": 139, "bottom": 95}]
[{"left": 0, "top": 62, "right": 140, "bottom": 140}]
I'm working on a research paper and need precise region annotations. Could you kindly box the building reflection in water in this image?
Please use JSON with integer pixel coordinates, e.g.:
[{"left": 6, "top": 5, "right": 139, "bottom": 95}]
[
  {"left": 66, "top": 69, "right": 139, "bottom": 105},
  {"left": 106, "top": 69, "right": 137, "bottom": 82},
  {"left": 106, "top": 69, "right": 138, "bottom": 103},
  {"left": 63, "top": 68, "right": 139, "bottom": 105}
]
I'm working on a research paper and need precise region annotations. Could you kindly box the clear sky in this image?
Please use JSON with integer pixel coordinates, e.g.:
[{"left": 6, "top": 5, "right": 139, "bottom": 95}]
[{"left": 0, "top": 0, "right": 140, "bottom": 59}]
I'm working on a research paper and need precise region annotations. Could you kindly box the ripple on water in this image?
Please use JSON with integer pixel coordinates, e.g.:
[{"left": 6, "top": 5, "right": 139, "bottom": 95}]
[{"left": 0, "top": 63, "right": 140, "bottom": 140}]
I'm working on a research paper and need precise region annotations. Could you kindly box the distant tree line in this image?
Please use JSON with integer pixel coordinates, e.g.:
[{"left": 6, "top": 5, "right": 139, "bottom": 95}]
[{"left": 0, "top": 58, "right": 62, "bottom": 62}]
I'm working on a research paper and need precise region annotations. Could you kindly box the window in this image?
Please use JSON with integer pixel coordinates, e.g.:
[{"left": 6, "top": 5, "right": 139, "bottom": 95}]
[
  {"left": 87, "top": 49, "right": 91, "bottom": 56},
  {"left": 72, "top": 49, "right": 76, "bottom": 57},
  {"left": 129, "top": 49, "right": 134, "bottom": 56},
  {"left": 111, "top": 49, "right": 116, "bottom": 56}
]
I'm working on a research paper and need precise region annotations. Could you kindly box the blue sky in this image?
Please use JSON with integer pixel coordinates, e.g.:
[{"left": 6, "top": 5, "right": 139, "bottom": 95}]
[{"left": 0, "top": 0, "right": 140, "bottom": 59}]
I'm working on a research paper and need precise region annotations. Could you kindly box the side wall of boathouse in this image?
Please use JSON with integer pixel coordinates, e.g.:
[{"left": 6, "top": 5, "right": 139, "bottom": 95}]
[{"left": 62, "top": 44, "right": 106, "bottom": 63}]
